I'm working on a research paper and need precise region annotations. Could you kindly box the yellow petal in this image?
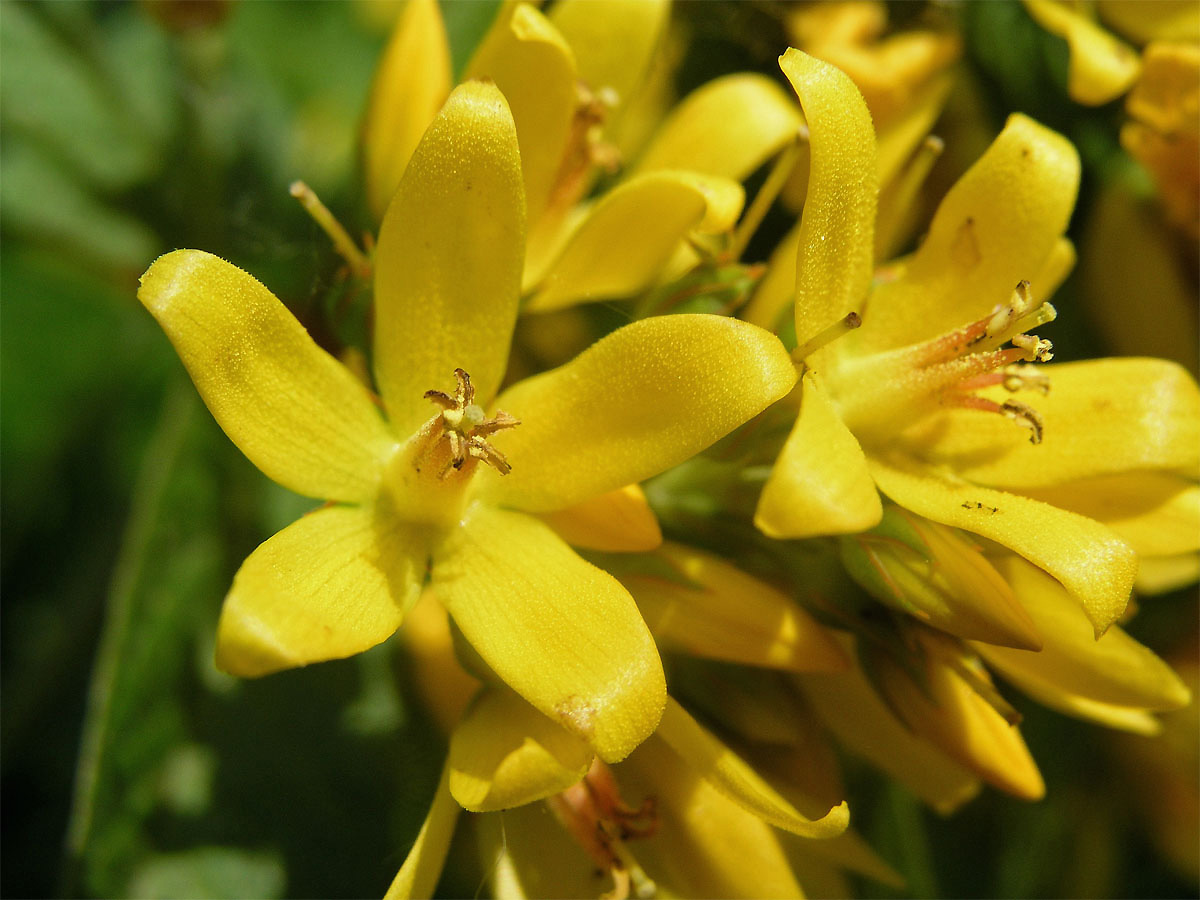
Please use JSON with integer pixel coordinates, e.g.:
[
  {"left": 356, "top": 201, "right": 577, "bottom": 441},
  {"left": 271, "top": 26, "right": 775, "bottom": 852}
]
[
  {"left": 620, "top": 737, "right": 807, "bottom": 899},
  {"left": 525, "top": 170, "right": 744, "bottom": 312},
  {"left": 547, "top": 0, "right": 669, "bottom": 121},
  {"left": 384, "top": 764, "right": 460, "bottom": 900},
  {"left": 633, "top": 74, "right": 803, "bottom": 180},
  {"left": 374, "top": 81, "right": 526, "bottom": 437},
  {"left": 1023, "top": 0, "right": 1141, "bottom": 105},
  {"left": 779, "top": 49, "right": 877, "bottom": 353},
  {"left": 139, "top": 250, "right": 394, "bottom": 503},
  {"left": 1097, "top": 0, "right": 1200, "bottom": 44},
  {"left": 432, "top": 504, "right": 665, "bottom": 762},
  {"left": 855, "top": 114, "right": 1078, "bottom": 354},
  {"left": 870, "top": 629, "right": 1045, "bottom": 800},
  {"left": 215, "top": 505, "right": 425, "bottom": 677},
  {"left": 448, "top": 686, "right": 593, "bottom": 812},
  {"left": 900, "top": 358, "right": 1200, "bottom": 490},
  {"left": 976, "top": 557, "right": 1191, "bottom": 715},
  {"left": 656, "top": 697, "right": 850, "bottom": 838},
  {"left": 537, "top": 484, "right": 663, "bottom": 552},
  {"left": 464, "top": 3, "right": 577, "bottom": 225},
  {"left": 797, "top": 663, "right": 982, "bottom": 814},
  {"left": 624, "top": 541, "right": 849, "bottom": 672},
  {"left": 362, "top": 0, "right": 451, "bottom": 221},
  {"left": 1136, "top": 552, "right": 1200, "bottom": 595},
  {"left": 1024, "top": 473, "right": 1200, "bottom": 558},
  {"left": 756, "top": 374, "right": 884, "bottom": 539},
  {"left": 870, "top": 453, "right": 1138, "bottom": 636},
  {"left": 481, "top": 314, "right": 796, "bottom": 512}
]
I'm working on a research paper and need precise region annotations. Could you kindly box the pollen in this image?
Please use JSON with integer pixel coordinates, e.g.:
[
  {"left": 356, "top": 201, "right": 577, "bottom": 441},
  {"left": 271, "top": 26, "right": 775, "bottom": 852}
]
[{"left": 421, "top": 368, "right": 520, "bottom": 477}]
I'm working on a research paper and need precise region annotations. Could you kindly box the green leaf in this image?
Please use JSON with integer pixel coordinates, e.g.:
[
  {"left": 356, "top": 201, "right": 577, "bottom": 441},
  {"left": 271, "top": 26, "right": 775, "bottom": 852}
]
[{"left": 63, "top": 384, "right": 228, "bottom": 897}]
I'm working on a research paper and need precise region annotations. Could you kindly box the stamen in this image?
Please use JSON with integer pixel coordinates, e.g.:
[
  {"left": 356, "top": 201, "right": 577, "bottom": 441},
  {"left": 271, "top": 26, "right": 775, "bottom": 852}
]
[
  {"left": 547, "top": 760, "right": 658, "bottom": 900},
  {"left": 1010, "top": 333, "right": 1053, "bottom": 362},
  {"left": 289, "top": 181, "right": 372, "bottom": 280},
  {"left": 418, "top": 369, "right": 520, "bottom": 478},
  {"left": 792, "top": 310, "right": 862, "bottom": 362},
  {"left": 948, "top": 394, "right": 1044, "bottom": 443},
  {"left": 727, "top": 129, "right": 807, "bottom": 262}
]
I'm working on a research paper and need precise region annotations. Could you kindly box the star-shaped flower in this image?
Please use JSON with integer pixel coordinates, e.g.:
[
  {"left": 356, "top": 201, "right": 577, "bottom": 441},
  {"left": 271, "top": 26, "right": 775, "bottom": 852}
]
[
  {"left": 752, "top": 50, "right": 1200, "bottom": 637},
  {"left": 138, "top": 81, "right": 796, "bottom": 763}
]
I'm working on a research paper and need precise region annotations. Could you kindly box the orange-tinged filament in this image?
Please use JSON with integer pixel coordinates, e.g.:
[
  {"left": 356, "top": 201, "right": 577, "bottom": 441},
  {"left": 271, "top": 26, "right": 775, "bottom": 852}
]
[{"left": 546, "top": 759, "right": 658, "bottom": 900}]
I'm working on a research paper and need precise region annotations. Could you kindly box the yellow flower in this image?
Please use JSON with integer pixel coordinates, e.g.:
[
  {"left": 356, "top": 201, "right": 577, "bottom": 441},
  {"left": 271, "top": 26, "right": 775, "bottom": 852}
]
[
  {"left": 390, "top": 594, "right": 851, "bottom": 900},
  {"left": 751, "top": 50, "right": 1200, "bottom": 637},
  {"left": 138, "top": 81, "right": 797, "bottom": 763},
  {"left": 362, "top": 0, "right": 808, "bottom": 313}
]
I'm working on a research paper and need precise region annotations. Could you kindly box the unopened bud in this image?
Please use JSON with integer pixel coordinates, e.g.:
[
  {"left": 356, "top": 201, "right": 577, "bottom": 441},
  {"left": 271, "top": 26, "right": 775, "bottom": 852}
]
[
  {"left": 840, "top": 507, "right": 1043, "bottom": 650},
  {"left": 868, "top": 627, "right": 1045, "bottom": 800}
]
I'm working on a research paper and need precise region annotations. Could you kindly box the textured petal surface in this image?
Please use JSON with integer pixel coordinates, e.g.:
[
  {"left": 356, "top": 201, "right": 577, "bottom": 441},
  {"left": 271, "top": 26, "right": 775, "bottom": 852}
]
[
  {"left": 480, "top": 314, "right": 796, "bottom": 512},
  {"left": 465, "top": 3, "right": 576, "bottom": 224},
  {"left": 432, "top": 504, "right": 665, "bottom": 762},
  {"left": 525, "top": 170, "right": 744, "bottom": 312},
  {"left": 139, "top": 250, "right": 394, "bottom": 502},
  {"left": 624, "top": 542, "right": 849, "bottom": 672},
  {"left": 216, "top": 505, "right": 426, "bottom": 677},
  {"left": 899, "top": 359, "right": 1200, "bottom": 489},
  {"left": 448, "top": 686, "right": 593, "bottom": 811},
  {"left": 1024, "top": 473, "right": 1200, "bottom": 557},
  {"left": 977, "top": 557, "right": 1191, "bottom": 715},
  {"left": 362, "top": 0, "right": 451, "bottom": 220},
  {"left": 853, "top": 114, "right": 1078, "bottom": 355},
  {"left": 780, "top": 49, "right": 877, "bottom": 353},
  {"left": 538, "top": 484, "right": 663, "bottom": 552},
  {"left": 870, "top": 456, "right": 1138, "bottom": 635},
  {"left": 656, "top": 698, "right": 850, "bottom": 838},
  {"left": 756, "top": 374, "right": 883, "bottom": 538},
  {"left": 374, "top": 81, "right": 526, "bottom": 436},
  {"left": 384, "top": 765, "right": 459, "bottom": 900},
  {"left": 1023, "top": 0, "right": 1141, "bottom": 105},
  {"left": 633, "top": 73, "right": 802, "bottom": 180}
]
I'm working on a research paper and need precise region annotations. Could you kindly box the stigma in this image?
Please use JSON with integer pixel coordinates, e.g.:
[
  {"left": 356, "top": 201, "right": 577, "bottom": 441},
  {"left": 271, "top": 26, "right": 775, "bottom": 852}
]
[{"left": 418, "top": 368, "right": 520, "bottom": 478}]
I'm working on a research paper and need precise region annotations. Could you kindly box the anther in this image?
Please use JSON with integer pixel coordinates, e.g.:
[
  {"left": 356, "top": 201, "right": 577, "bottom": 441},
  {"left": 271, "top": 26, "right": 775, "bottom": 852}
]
[
  {"left": 418, "top": 369, "right": 520, "bottom": 478},
  {"left": 1001, "top": 400, "right": 1044, "bottom": 444}
]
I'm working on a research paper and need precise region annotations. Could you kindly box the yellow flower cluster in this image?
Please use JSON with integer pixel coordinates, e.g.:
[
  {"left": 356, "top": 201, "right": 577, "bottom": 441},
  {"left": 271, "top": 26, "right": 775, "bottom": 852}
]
[{"left": 136, "top": 2, "right": 1199, "bottom": 897}]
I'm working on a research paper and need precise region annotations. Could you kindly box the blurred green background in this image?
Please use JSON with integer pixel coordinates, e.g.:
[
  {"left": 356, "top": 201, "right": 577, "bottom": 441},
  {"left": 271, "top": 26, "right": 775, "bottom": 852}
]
[{"left": 1, "top": 2, "right": 1195, "bottom": 898}]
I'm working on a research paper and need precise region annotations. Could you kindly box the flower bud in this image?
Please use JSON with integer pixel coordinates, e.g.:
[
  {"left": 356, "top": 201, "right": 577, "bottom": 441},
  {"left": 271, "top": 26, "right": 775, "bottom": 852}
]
[{"left": 841, "top": 506, "right": 1043, "bottom": 650}]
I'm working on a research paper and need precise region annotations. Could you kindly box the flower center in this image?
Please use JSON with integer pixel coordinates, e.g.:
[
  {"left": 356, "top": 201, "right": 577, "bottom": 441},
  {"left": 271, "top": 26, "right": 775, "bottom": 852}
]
[
  {"left": 835, "top": 280, "right": 1056, "bottom": 445},
  {"left": 379, "top": 368, "right": 520, "bottom": 528},
  {"left": 418, "top": 368, "right": 520, "bottom": 478},
  {"left": 546, "top": 759, "right": 657, "bottom": 900}
]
